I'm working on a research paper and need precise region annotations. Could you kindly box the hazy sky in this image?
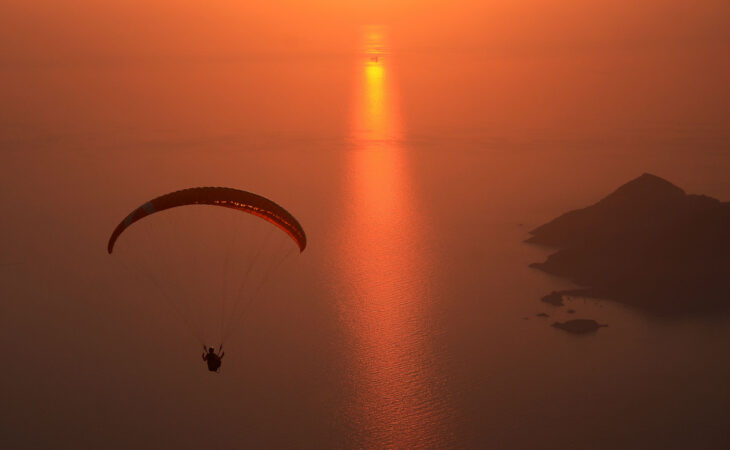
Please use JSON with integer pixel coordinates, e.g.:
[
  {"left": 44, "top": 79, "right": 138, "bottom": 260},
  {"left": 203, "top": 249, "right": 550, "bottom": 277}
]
[{"left": 2, "top": 0, "right": 729, "bottom": 63}]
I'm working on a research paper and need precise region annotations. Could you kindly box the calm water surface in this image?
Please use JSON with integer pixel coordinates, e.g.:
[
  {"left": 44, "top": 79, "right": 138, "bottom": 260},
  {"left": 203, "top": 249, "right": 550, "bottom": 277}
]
[{"left": 2, "top": 35, "right": 730, "bottom": 448}]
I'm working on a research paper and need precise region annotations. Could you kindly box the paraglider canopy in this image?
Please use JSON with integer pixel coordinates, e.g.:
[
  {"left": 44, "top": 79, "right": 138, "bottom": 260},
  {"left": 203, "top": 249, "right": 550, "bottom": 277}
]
[
  {"left": 106, "top": 186, "right": 306, "bottom": 347},
  {"left": 107, "top": 186, "right": 306, "bottom": 254}
]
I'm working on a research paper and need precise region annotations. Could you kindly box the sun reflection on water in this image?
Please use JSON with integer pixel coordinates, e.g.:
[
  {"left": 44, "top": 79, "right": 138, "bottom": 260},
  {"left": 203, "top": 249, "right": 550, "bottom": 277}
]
[{"left": 335, "top": 26, "right": 449, "bottom": 448}]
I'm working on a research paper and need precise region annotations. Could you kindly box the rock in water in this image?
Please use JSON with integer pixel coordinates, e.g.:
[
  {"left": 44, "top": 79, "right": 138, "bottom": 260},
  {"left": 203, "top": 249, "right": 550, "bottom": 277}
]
[
  {"left": 552, "top": 319, "right": 607, "bottom": 334},
  {"left": 541, "top": 291, "right": 564, "bottom": 306}
]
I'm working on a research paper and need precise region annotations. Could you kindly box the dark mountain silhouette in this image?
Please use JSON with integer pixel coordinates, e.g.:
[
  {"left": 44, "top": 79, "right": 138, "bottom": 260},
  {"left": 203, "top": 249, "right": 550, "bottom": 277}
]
[{"left": 528, "top": 173, "right": 730, "bottom": 314}]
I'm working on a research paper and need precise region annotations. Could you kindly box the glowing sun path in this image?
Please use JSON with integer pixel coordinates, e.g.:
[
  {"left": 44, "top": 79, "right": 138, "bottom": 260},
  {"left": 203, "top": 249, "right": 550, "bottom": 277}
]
[{"left": 336, "top": 26, "right": 449, "bottom": 448}]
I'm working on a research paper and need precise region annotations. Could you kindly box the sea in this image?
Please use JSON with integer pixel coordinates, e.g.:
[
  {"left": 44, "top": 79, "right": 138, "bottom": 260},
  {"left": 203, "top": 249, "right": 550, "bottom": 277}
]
[{"left": 2, "top": 35, "right": 730, "bottom": 448}]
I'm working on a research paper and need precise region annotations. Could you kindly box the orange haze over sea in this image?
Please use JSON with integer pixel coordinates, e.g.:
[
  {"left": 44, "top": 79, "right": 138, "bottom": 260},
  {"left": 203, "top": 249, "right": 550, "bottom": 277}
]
[{"left": 1, "top": 1, "right": 729, "bottom": 449}]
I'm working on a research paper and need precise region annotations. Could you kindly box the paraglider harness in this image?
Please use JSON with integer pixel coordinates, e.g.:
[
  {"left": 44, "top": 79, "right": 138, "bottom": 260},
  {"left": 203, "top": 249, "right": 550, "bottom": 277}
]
[{"left": 203, "top": 345, "right": 224, "bottom": 373}]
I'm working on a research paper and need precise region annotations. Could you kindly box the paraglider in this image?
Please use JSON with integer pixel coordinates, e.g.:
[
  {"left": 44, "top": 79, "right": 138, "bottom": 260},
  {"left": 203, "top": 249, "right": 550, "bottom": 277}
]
[
  {"left": 107, "top": 186, "right": 306, "bottom": 254},
  {"left": 202, "top": 345, "right": 225, "bottom": 372},
  {"left": 107, "top": 187, "right": 306, "bottom": 372}
]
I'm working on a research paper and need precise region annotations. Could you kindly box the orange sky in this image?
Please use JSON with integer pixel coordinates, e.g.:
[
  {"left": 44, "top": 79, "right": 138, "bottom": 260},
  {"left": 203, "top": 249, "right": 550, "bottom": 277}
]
[{"left": 2, "top": 1, "right": 729, "bottom": 63}]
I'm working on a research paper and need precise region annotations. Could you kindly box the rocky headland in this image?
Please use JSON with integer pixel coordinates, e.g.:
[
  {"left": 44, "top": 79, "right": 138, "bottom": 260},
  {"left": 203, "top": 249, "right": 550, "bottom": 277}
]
[{"left": 528, "top": 173, "right": 730, "bottom": 314}]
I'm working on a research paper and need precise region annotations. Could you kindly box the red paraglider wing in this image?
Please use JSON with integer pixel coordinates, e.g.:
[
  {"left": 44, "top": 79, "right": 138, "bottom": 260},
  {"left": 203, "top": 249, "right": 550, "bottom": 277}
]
[{"left": 107, "top": 187, "right": 306, "bottom": 254}]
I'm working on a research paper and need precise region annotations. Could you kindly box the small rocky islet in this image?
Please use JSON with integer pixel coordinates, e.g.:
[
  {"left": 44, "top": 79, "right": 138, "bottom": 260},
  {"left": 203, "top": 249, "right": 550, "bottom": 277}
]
[
  {"left": 552, "top": 319, "right": 607, "bottom": 334},
  {"left": 541, "top": 291, "right": 564, "bottom": 306}
]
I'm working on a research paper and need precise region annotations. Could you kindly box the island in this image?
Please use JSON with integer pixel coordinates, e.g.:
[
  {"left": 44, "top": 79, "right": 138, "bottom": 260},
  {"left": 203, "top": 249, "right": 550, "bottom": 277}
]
[
  {"left": 552, "top": 319, "right": 607, "bottom": 334},
  {"left": 541, "top": 291, "right": 564, "bottom": 306},
  {"left": 528, "top": 173, "right": 730, "bottom": 314}
]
